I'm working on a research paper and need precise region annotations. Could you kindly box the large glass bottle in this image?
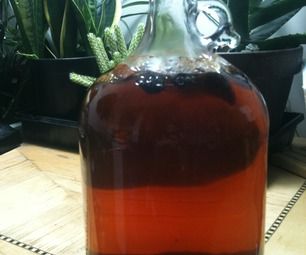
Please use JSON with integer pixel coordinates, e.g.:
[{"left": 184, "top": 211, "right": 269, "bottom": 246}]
[{"left": 79, "top": 0, "right": 269, "bottom": 254}]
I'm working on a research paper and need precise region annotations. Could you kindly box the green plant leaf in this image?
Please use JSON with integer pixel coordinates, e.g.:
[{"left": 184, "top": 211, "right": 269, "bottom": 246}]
[
  {"left": 227, "top": 0, "right": 250, "bottom": 42},
  {"left": 59, "top": 0, "right": 77, "bottom": 58},
  {"left": 9, "top": 0, "right": 46, "bottom": 57},
  {"left": 1, "top": 0, "right": 9, "bottom": 27},
  {"left": 97, "top": 0, "right": 121, "bottom": 36},
  {"left": 45, "top": 30, "right": 58, "bottom": 58},
  {"left": 121, "top": 12, "right": 148, "bottom": 19},
  {"left": 84, "top": 1, "right": 98, "bottom": 33},
  {"left": 71, "top": 0, "right": 121, "bottom": 55},
  {"left": 88, "top": 0, "right": 98, "bottom": 26},
  {"left": 249, "top": 0, "right": 306, "bottom": 30},
  {"left": 256, "top": 33, "right": 306, "bottom": 50},
  {"left": 249, "top": 0, "right": 262, "bottom": 11},
  {"left": 250, "top": 9, "right": 300, "bottom": 41},
  {"left": 97, "top": 0, "right": 107, "bottom": 36},
  {"left": 71, "top": 0, "right": 93, "bottom": 53},
  {"left": 43, "top": 0, "right": 66, "bottom": 57}
]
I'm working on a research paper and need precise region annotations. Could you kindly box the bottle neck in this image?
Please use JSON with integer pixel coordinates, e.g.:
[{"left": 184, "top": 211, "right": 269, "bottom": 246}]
[
  {"left": 135, "top": 0, "right": 204, "bottom": 57},
  {"left": 123, "top": 0, "right": 240, "bottom": 75}
]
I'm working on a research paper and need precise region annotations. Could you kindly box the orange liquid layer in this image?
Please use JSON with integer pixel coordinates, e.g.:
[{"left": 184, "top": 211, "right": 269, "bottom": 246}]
[{"left": 80, "top": 72, "right": 268, "bottom": 255}]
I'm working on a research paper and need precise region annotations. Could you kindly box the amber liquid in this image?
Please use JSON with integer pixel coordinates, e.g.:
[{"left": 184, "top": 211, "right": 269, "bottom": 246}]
[{"left": 80, "top": 70, "right": 268, "bottom": 255}]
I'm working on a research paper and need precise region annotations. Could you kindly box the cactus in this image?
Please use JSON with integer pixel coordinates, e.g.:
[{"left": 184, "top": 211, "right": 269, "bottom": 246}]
[{"left": 70, "top": 24, "right": 145, "bottom": 88}]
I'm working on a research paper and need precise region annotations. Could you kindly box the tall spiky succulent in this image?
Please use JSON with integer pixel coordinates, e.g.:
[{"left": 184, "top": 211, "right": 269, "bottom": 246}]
[
  {"left": 70, "top": 24, "right": 145, "bottom": 87},
  {"left": 9, "top": 0, "right": 122, "bottom": 58}
]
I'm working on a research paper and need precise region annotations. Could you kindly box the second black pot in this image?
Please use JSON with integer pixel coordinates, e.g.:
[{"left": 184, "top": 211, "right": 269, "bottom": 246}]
[
  {"left": 220, "top": 46, "right": 303, "bottom": 133},
  {"left": 27, "top": 57, "right": 99, "bottom": 121}
]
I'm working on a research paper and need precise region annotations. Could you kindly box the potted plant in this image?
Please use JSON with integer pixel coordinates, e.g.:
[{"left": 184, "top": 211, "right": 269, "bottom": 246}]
[
  {"left": 0, "top": 0, "right": 22, "bottom": 153},
  {"left": 8, "top": 0, "right": 147, "bottom": 149},
  {"left": 215, "top": 0, "right": 306, "bottom": 145},
  {"left": 9, "top": 0, "right": 122, "bottom": 119},
  {"left": 7, "top": 0, "right": 122, "bottom": 148}
]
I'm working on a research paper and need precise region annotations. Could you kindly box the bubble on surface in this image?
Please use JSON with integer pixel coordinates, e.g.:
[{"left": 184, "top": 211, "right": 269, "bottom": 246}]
[
  {"left": 135, "top": 71, "right": 166, "bottom": 93},
  {"left": 173, "top": 73, "right": 195, "bottom": 87}
]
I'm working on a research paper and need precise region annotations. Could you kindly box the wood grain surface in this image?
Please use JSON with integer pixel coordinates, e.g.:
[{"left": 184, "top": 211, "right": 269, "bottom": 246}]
[{"left": 0, "top": 142, "right": 305, "bottom": 255}]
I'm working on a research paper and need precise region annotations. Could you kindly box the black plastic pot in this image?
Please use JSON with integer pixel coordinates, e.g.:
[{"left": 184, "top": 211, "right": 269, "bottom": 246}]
[
  {"left": 220, "top": 46, "right": 303, "bottom": 133},
  {"left": 269, "top": 112, "right": 304, "bottom": 153},
  {"left": 27, "top": 57, "right": 99, "bottom": 120},
  {"left": 0, "top": 123, "right": 22, "bottom": 155},
  {"left": 19, "top": 114, "right": 78, "bottom": 151},
  {"left": 17, "top": 57, "right": 99, "bottom": 149}
]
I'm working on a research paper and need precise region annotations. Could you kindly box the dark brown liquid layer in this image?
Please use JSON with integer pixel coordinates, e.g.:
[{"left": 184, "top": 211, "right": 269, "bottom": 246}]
[
  {"left": 80, "top": 71, "right": 267, "bottom": 255},
  {"left": 81, "top": 72, "right": 265, "bottom": 189}
]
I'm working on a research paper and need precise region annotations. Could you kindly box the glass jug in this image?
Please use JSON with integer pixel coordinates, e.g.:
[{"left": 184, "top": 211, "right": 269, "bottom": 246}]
[{"left": 79, "top": 0, "right": 269, "bottom": 254}]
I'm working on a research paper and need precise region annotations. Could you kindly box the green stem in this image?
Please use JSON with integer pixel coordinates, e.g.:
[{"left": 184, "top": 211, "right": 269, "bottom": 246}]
[{"left": 227, "top": 0, "right": 249, "bottom": 42}]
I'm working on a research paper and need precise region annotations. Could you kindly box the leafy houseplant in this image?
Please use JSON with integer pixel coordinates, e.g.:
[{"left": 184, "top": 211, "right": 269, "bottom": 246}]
[
  {"left": 6, "top": 0, "right": 123, "bottom": 149},
  {"left": 0, "top": 0, "right": 26, "bottom": 121},
  {"left": 0, "top": 0, "right": 22, "bottom": 153},
  {"left": 8, "top": 0, "right": 123, "bottom": 122},
  {"left": 9, "top": 0, "right": 122, "bottom": 58},
  {"left": 221, "top": 0, "right": 306, "bottom": 50},
  {"left": 216, "top": 0, "right": 306, "bottom": 140},
  {"left": 8, "top": 0, "right": 147, "bottom": 149}
]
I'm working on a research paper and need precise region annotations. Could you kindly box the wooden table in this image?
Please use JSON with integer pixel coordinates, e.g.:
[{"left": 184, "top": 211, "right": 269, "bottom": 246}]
[{"left": 0, "top": 140, "right": 306, "bottom": 255}]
